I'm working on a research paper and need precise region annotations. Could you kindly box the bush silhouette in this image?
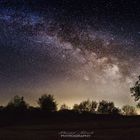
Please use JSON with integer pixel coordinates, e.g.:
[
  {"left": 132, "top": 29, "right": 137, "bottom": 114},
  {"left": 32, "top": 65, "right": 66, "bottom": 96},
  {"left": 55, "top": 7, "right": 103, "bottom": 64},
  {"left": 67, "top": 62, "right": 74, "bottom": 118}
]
[
  {"left": 136, "top": 102, "right": 140, "bottom": 108},
  {"left": 122, "top": 105, "right": 137, "bottom": 115},
  {"left": 73, "top": 104, "right": 79, "bottom": 112},
  {"left": 97, "top": 100, "right": 120, "bottom": 114},
  {"left": 38, "top": 94, "right": 57, "bottom": 112},
  {"left": 60, "top": 104, "right": 70, "bottom": 111},
  {"left": 6, "top": 95, "right": 28, "bottom": 112},
  {"left": 72, "top": 100, "right": 97, "bottom": 113}
]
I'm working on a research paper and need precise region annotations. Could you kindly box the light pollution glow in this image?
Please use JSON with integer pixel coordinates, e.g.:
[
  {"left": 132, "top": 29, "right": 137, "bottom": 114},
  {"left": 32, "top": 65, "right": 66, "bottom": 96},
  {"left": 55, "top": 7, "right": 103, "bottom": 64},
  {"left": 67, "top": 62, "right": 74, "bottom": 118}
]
[{"left": 0, "top": 4, "right": 140, "bottom": 109}]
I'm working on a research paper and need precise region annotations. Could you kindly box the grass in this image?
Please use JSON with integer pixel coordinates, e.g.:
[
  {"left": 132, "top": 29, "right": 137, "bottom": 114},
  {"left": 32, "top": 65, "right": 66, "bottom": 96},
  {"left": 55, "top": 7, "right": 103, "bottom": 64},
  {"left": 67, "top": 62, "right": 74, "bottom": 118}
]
[{"left": 0, "top": 115, "right": 140, "bottom": 139}]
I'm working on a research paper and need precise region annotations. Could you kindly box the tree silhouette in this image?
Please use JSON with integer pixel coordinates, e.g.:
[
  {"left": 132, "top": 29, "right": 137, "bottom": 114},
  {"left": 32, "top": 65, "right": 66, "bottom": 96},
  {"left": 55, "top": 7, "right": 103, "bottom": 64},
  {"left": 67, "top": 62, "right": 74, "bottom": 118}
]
[
  {"left": 122, "top": 105, "right": 137, "bottom": 115},
  {"left": 97, "top": 100, "right": 120, "bottom": 114},
  {"left": 136, "top": 102, "right": 140, "bottom": 108},
  {"left": 38, "top": 94, "right": 57, "bottom": 112},
  {"left": 6, "top": 95, "right": 28, "bottom": 112},
  {"left": 90, "top": 101, "right": 98, "bottom": 113},
  {"left": 72, "top": 100, "right": 97, "bottom": 113},
  {"left": 130, "top": 76, "right": 140, "bottom": 101},
  {"left": 60, "top": 104, "right": 69, "bottom": 111},
  {"left": 73, "top": 104, "right": 79, "bottom": 112}
]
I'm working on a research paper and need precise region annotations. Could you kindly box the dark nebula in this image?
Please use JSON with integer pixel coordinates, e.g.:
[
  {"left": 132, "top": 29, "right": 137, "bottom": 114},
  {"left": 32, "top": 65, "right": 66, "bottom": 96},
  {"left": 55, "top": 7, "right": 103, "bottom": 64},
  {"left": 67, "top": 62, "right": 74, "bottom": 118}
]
[{"left": 0, "top": 0, "right": 140, "bottom": 107}]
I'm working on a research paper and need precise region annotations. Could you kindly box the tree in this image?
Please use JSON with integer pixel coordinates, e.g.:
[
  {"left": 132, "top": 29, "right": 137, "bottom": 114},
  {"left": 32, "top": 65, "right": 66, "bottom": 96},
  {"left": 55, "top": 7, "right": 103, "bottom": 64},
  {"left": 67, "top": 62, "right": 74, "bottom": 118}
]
[
  {"left": 60, "top": 104, "right": 70, "bottom": 111},
  {"left": 38, "top": 94, "right": 57, "bottom": 112},
  {"left": 122, "top": 105, "right": 137, "bottom": 115},
  {"left": 97, "top": 100, "right": 120, "bottom": 114},
  {"left": 136, "top": 102, "right": 140, "bottom": 108},
  {"left": 72, "top": 100, "right": 97, "bottom": 113},
  {"left": 6, "top": 95, "right": 28, "bottom": 112},
  {"left": 90, "top": 101, "right": 98, "bottom": 113},
  {"left": 130, "top": 76, "right": 140, "bottom": 101},
  {"left": 73, "top": 104, "right": 79, "bottom": 112}
]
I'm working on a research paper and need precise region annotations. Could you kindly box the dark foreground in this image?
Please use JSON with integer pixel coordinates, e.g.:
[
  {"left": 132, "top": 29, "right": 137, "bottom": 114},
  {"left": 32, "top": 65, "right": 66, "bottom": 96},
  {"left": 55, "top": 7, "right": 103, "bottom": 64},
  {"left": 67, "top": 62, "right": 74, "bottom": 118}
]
[{"left": 0, "top": 113, "right": 140, "bottom": 140}]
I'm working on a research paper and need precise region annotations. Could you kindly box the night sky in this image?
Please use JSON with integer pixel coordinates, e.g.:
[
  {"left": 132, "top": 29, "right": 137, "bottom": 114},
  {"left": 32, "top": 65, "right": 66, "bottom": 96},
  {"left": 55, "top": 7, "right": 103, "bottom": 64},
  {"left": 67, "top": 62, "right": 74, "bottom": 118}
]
[{"left": 0, "top": 0, "right": 140, "bottom": 107}]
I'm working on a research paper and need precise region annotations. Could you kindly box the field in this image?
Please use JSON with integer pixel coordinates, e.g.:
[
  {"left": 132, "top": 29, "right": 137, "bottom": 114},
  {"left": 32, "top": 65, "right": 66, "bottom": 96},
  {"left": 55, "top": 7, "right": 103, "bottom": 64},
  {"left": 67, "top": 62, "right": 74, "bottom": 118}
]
[{"left": 0, "top": 114, "right": 140, "bottom": 140}]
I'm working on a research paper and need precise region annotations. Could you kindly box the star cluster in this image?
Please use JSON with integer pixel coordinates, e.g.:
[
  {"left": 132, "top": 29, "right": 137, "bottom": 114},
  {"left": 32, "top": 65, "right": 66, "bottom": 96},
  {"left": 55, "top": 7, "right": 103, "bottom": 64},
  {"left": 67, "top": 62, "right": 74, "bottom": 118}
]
[{"left": 0, "top": 0, "right": 140, "bottom": 107}]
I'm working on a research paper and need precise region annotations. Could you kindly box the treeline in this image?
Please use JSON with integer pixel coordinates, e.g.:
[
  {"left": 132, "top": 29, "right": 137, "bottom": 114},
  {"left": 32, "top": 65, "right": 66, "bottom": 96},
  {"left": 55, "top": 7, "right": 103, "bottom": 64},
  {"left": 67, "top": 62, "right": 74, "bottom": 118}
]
[{"left": 0, "top": 94, "right": 137, "bottom": 116}]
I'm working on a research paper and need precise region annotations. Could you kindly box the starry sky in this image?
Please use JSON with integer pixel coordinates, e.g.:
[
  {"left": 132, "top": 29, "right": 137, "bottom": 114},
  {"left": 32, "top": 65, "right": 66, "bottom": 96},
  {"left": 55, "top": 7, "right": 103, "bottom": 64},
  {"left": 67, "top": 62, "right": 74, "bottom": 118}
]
[{"left": 0, "top": 0, "right": 140, "bottom": 107}]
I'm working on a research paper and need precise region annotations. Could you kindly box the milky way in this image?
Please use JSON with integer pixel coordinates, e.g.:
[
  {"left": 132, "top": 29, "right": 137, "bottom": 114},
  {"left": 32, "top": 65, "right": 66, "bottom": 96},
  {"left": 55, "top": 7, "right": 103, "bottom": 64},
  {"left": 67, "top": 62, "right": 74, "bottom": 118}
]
[{"left": 0, "top": 0, "right": 140, "bottom": 107}]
